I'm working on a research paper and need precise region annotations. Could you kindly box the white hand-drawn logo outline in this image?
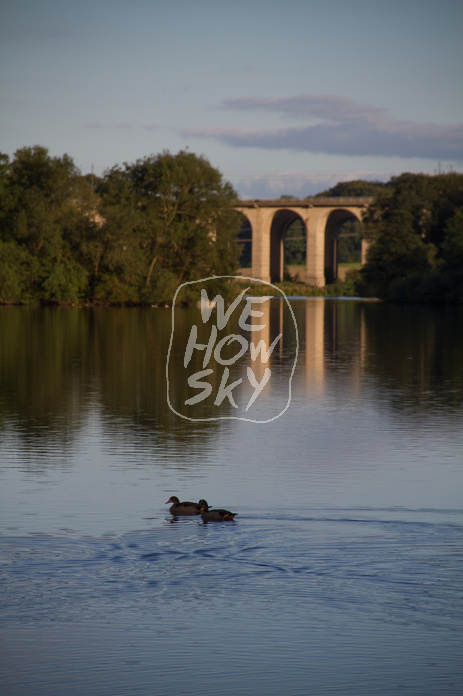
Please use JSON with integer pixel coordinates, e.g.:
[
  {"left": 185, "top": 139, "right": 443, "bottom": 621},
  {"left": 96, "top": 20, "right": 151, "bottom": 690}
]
[{"left": 166, "top": 276, "right": 299, "bottom": 423}]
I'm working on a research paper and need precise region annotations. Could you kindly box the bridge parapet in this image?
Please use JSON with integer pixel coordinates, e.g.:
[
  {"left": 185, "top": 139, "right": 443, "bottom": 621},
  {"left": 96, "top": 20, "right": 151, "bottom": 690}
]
[{"left": 236, "top": 197, "right": 373, "bottom": 208}]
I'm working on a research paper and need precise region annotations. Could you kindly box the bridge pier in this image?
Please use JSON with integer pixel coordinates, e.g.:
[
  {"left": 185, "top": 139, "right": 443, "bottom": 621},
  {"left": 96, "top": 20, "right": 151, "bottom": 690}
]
[
  {"left": 239, "top": 206, "right": 274, "bottom": 283},
  {"left": 303, "top": 208, "right": 327, "bottom": 286}
]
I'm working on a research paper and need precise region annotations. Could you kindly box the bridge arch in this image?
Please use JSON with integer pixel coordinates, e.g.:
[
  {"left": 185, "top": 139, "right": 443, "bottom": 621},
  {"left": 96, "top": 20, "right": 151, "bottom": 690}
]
[
  {"left": 269, "top": 209, "right": 306, "bottom": 283},
  {"left": 235, "top": 198, "right": 372, "bottom": 287},
  {"left": 236, "top": 212, "right": 253, "bottom": 270},
  {"left": 324, "top": 208, "right": 363, "bottom": 283}
]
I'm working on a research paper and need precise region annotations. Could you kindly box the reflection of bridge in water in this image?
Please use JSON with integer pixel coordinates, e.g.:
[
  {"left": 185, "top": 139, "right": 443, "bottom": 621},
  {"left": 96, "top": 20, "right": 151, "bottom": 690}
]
[
  {"left": 249, "top": 297, "right": 369, "bottom": 397},
  {"left": 235, "top": 197, "right": 372, "bottom": 286}
]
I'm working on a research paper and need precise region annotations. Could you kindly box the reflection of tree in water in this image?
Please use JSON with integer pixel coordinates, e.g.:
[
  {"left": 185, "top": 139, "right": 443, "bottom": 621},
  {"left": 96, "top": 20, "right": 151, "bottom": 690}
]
[
  {"left": 94, "top": 307, "right": 231, "bottom": 457},
  {"left": 1, "top": 302, "right": 461, "bottom": 462},
  {"left": 360, "top": 303, "right": 463, "bottom": 416},
  {"left": 0, "top": 301, "right": 299, "bottom": 460},
  {"left": 0, "top": 307, "right": 228, "bottom": 461},
  {"left": 321, "top": 300, "right": 463, "bottom": 417},
  {"left": 0, "top": 308, "right": 91, "bottom": 451}
]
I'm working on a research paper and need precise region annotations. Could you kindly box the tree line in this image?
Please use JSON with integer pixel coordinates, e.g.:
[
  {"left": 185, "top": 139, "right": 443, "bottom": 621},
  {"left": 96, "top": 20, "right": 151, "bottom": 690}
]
[
  {"left": 318, "top": 175, "right": 463, "bottom": 302},
  {"left": 0, "top": 146, "right": 462, "bottom": 304},
  {"left": 0, "top": 146, "right": 241, "bottom": 305}
]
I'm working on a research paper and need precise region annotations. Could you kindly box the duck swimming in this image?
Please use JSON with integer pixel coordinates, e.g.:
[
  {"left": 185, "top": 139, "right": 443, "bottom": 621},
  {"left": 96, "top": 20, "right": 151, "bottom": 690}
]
[
  {"left": 166, "top": 496, "right": 201, "bottom": 516},
  {"left": 198, "top": 499, "right": 237, "bottom": 522}
]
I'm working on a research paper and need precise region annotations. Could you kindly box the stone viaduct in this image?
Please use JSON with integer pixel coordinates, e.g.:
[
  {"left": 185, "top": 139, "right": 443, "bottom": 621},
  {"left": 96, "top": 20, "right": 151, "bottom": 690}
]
[{"left": 234, "top": 197, "right": 372, "bottom": 286}]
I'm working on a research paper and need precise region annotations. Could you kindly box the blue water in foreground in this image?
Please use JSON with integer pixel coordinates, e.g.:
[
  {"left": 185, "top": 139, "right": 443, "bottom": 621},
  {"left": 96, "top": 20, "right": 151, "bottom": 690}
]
[{"left": 1, "top": 301, "right": 462, "bottom": 695}]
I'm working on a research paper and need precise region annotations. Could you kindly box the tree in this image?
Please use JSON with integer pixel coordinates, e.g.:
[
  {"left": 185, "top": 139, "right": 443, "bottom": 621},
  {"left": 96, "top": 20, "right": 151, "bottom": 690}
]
[
  {"left": 0, "top": 153, "right": 9, "bottom": 203},
  {"left": 441, "top": 207, "right": 463, "bottom": 270},
  {"left": 0, "top": 146, "right": 88, "bottom": 302},
  {"left": 358, "top": 173, "right": 463, "bottom": 302},
  {"left": 314, "top": 180, "right": 385, "bottom": 198},
  {"left": 337, "top": 219, "right": 362, "bottom": 264},
  {"left": 0, "top": 240, "right": 30, "bottom": 302},
  {"left": 440, "top": 207, "right": 463, "bottom": 301},
  {"left": 361, "top": 209, "right": 432, "bottom": 299},
  {"left": 428, "top": 174, "right": 463, "bottom": 250},
  {"left": 284, "top": 219, "right": 306, "bottom": 267},
  {"left": 98, "top": 150, "right": 241, "bottom": 302}
]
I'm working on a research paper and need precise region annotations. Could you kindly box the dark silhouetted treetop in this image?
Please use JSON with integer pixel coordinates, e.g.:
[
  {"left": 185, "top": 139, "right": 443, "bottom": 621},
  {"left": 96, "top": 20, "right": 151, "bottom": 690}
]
[{"left": 314, "top": 179, "right": 386, "bottom": 198}]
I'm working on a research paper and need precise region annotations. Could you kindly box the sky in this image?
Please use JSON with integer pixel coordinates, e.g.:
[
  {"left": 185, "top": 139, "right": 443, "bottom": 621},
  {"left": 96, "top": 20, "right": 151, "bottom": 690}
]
[{"left": 1, "top": 0, "right": 462, "bottom": 198}]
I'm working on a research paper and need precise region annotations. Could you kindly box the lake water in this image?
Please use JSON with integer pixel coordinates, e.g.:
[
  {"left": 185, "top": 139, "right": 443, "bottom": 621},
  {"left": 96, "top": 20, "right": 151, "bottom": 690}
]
[{"left": 1, "top": 299, "right": 462, "bottom": 696}]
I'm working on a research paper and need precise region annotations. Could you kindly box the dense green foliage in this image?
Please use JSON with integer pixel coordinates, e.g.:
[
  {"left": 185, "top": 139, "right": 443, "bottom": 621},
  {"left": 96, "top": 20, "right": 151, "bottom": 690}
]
[
  {"left": 270, "top": 174, "right": 463, "bottom": 301},
  {"left": 337, "top": 219, "right": 362, "bottom": 264},
  {"left": 314, "top": 179, "right": 386, "bottom": 198},
  {"left": 0, "top": 146, "right": 241, "bottom": 304},
  {"left": 2, "top": 150, "right": 462, "bottom": 304},
  {"left": 284, "top": 219, "right": 306, "bottom": 268},
  {"left": 358, "top": 173, "right": 463, "bottom": 302},
  {"left": 237, "top": 218, "right": 252, "bottom": 268}
]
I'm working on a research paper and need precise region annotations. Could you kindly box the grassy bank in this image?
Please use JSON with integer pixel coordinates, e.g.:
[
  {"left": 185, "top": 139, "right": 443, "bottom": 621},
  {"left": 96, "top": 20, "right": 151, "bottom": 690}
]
[{"left": 237, "top": 274, "right": 362, "bottom": 298}]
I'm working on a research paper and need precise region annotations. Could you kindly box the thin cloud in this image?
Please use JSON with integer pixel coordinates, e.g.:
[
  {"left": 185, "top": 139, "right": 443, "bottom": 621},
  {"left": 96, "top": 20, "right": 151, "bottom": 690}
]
[
  {"left": 183, "top": 94, "right": 463, "bottom": 161},
  {"left": 233, "top": 170, "right": 391, "bottom": 199},
  {"left": 223, "top": 94, "right": 389, "bottom": 125},
  {"left": 84, "top": 122, "right": 161, "bottom": 131}
]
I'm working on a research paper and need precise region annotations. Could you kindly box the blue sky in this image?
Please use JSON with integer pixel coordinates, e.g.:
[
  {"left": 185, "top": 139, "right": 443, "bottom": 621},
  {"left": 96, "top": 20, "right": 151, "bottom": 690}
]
[{"left": 1, "top": 0, "right": 462, "bottom": 198}]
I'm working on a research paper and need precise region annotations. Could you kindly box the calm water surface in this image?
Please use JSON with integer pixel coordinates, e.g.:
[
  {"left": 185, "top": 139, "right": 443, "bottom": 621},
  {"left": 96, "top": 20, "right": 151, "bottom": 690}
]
[{"left": 1, "top": 300, "right": 462, "bottom": 695}]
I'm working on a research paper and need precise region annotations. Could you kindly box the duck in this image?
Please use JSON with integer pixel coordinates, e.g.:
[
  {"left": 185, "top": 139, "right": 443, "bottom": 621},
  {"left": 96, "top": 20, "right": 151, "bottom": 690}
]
[
  {"left": 198, "top": 499, "right": 237, "bottom": 522},
  {"left": 166, "top": 496, "right": 201, "bottom": 516}
]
